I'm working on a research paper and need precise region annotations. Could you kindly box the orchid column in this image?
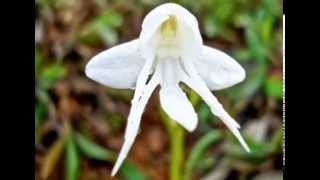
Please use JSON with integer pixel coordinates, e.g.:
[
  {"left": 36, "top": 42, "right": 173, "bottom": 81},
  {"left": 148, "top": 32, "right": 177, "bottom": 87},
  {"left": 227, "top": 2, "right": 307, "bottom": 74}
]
[{"left": 85, "top": 3, "right": 250, "bottom": 178}]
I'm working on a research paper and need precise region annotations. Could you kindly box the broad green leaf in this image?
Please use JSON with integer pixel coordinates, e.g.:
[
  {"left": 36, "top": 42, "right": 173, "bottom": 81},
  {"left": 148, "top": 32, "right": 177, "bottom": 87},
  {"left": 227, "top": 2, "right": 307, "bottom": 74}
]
[
  {"left": 65, "top": 133, "right": 79, "bottom": 180},
  {"left": 120, "top": 162, "right": 146, "bottom": 180},
  {"left": 41, "top": 136, "right": 66, "bottom": 179},
  {"left": 75, "top": 132, "right": 116, "bottom": 161},
  {"left": 185, "top": 130, "right": 222, "bottom": 180}
]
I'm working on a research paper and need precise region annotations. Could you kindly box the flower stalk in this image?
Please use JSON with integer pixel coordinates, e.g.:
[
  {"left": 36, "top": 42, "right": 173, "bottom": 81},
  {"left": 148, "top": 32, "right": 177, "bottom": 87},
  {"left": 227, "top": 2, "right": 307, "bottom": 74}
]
[{"left": 160, "top": 107, "right": 184, "bottom": 180}]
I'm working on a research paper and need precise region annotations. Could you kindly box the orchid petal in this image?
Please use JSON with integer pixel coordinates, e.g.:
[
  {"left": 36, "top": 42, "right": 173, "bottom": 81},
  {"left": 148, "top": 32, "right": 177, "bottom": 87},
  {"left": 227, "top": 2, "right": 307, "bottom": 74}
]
[
  {"left": 158, "top": 57, "right": 197, "bottom": 131},
  {"left": 181, "top": 60, "right": 250, "bottom": 152},
  {"left": 111, "top": 48, "right": 156, "bottom": 177},
  {"left": 195, "top": 46, "right": 246, "bottom": 90},
  {"left": 159, "top": 85, "right": 198, "bottom": 131},
  {"left": 85, "top": 39, "right": 145, "bottom": 89},
  {"left": 111, "top": 70, "right": 160, "bottom": 176}
]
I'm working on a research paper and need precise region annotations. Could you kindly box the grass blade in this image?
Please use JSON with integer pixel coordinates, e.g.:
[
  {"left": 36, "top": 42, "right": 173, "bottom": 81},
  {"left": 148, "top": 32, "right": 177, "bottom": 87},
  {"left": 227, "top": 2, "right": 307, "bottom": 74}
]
[
  {"left": 65, "top": 132, "right": 79, "bottom": 180},
  {"left": 120, "top": 162, "right": 146, "bottom": 180},
  {"left": 185, "top": 130, "right": 222, "bottom": 180},
  {"left": 75, "top": 132, "right": 115, "bottom": 161}
]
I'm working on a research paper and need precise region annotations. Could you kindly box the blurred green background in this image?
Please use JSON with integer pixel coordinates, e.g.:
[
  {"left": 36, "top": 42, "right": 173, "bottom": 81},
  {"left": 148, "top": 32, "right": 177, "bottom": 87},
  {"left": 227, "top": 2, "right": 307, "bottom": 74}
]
[{"left": 35, "top": 0, "right": 283, "bottom": 179}]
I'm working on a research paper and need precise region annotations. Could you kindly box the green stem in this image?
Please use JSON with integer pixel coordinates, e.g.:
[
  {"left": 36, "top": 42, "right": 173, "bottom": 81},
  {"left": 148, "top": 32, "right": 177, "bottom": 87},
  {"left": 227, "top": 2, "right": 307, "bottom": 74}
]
[
  {"left": 160, "top": 108, "right": 184, "bottom": 180},
  {"left": 170, "top": 123, "right": 184, "bottom": 180}
]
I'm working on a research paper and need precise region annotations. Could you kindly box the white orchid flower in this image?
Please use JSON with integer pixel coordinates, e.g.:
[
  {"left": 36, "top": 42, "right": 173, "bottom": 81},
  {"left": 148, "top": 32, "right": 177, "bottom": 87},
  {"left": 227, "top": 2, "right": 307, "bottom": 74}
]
[{"left": 85, "top": 3, "right": 250, "bottom": 176}]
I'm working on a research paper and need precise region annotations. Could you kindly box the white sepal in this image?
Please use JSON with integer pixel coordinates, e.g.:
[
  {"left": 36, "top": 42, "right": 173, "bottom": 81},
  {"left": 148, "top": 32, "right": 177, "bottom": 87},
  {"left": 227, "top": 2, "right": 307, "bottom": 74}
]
[
  {"left": 85, "top": 39, "right": 145, "bottom": 89},
  {"left": 195, "top": 46, "right": 245, "bottom": 90}
]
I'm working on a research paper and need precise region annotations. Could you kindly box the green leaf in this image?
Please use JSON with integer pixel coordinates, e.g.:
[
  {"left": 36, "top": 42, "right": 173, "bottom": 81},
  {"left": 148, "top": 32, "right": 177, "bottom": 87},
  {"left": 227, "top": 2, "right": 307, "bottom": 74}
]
[
  {"left": 188, "top": 89, "right": 201, "bottom": 106},
  {"left": 96, "top": 25, "right": 118, "bottom": 46},
  {"left": 35, "top": 102, "right": 47, "bottom": 126},
  {"left": 105, "top": 88, "right": 133, "bottom": 101},
  {"left": 108, "top": 112, "right": 125, "bottom": 130},
  {"left": 203, "top": 16, "right": 219, "bottom": 38},
  {"left": 225, "top": 136, "right": 271, "bottom": 164},
  {"left": 197, "top": 103, "right": 213, "bottom": 123},
  {"left": 185, "top": 130, "right": 222, "bottom": 180},
  {"left": 78, "top": 24, "right": 101, "bottom": 45},
  {"left": 260, "top": 16, "right": 274, "bottom": 44},
  {"left": 226, "top": 127, "right": 283, "bottom": 164},
  {"left": 246, "top": 28, "right": 265, "bottom": 63},
  {"left": 96, "top": 10, "right": 123, "bottom": 28},
  {"left": 234, "top": 14, "right": 251, "bottom": 28},
  {"left": 65, "top": 133, "right": 79, "bottom": 180},
  {"left": 214, "top": 0, "right": 235, "bottom": 22},
  {"left": 269, "top": 127, "right": 283, "bottom": 152},
  {"left": 79, "top": 10, "right": 123, "bottom": 45},
  {"left": 75, "top": 132, "right": 116, "bottom": 161},
  {"left": 120, "top": 162, "right": 146, "bottom": 180},
  {"left": 42, "top": 63, "right": 66, "bottom": 88},
  {"left": 262, "top": 0, "right": 281, "bottom": 17},
  {"left": 195, "top": 155, "right": 215, "bottom": 172},
  {"left": 233, "top": 48, "right": 252, "bottom": 63},
  {"left": 263, "top": 74, "right": 283, "bottom": 99}
]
